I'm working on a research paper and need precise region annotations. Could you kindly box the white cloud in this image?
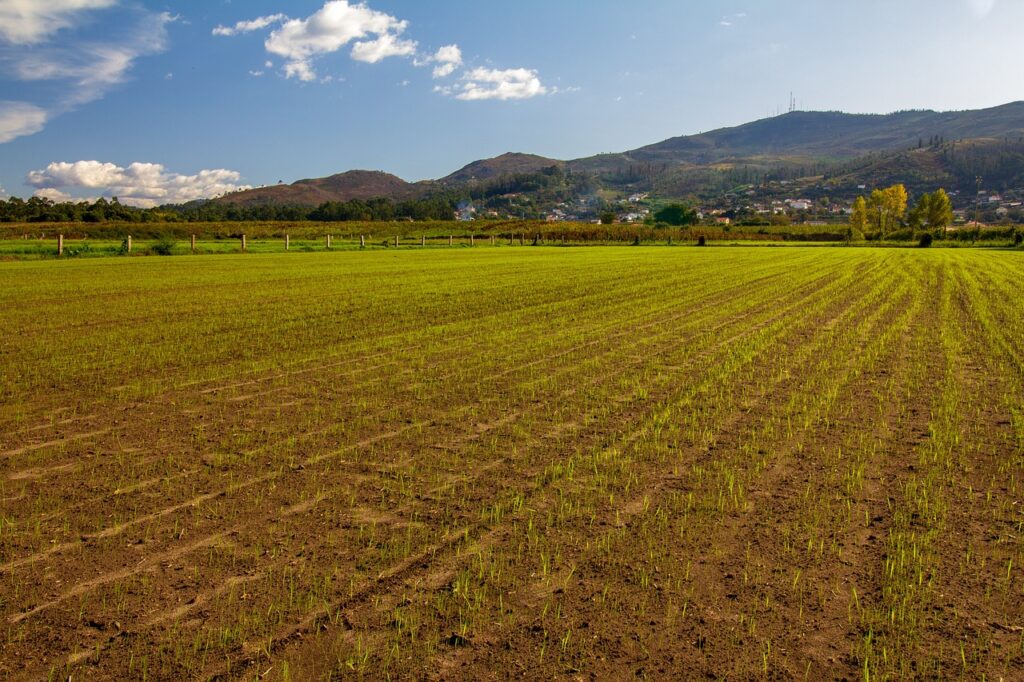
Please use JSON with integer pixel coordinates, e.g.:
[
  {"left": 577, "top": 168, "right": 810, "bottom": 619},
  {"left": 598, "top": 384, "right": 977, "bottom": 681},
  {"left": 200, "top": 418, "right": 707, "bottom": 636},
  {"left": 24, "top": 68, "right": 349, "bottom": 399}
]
[
  {"left": 0, "top": 184, "right": 8, "bottom": 198},
  {"left": 27, "top": 160, "right": 252, "bottom": 208},
  {"left": 351, "top": 32, "right": 417, "bottom": 63},
  {"left": 432, "top": 62, "right": 457, "bottom": 78},
  {"left": 212, "top": 14, "right": 287, "bottom": 37},
  {"left": 428, "top": 43, "right": 462, "bottom": 78},
  {"left": 11, "top": 12, "right": 173, "bottom": 107},
  {"left": 215, "top": 3, "right": 549, "bottom": 101},
  {"left": 284, "top": 59, "right": 316, "bottom": 82},
  {"left": 249, "top": 69, "right": 264, "bottom": 77},
  {"left": 0, "top": 0, "right": 118, "bottom": 44},
  {"left": 0, "top": 9, "right": 175, "bottom": 143},
  {"left": 434, "top": 44, "right": 462, "bottom": 65},
  {"left": 34, "top": 187, "right": 74, "bottom": 202},
  {"left": 719, "top": 12, "right": 748, "bottom": 27},
  {"left": 454, "top": 67, "right": 548, "bottom": 101},
  {"left": 0, "top": 101, "right": 49, "bottom": 143},
  {"left": 216, "top": 1, "right": 416, "bottom": 80}
]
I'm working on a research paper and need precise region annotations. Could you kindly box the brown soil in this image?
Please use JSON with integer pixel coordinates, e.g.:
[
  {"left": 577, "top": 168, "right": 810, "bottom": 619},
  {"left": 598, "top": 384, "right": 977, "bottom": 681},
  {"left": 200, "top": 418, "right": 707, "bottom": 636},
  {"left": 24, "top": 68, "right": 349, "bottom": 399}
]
[{"left": 1, "top": 250, "right": 1021, "bottom": 681}]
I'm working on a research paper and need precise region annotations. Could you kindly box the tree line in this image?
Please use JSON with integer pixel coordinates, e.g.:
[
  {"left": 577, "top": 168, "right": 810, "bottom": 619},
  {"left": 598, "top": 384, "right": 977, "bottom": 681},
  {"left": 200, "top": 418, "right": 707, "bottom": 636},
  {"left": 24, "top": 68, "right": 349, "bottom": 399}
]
[
  {"left": 0, "top": 195, "right": 458, "bottom": 223},
  {"left": 848, "top": 184, "right": 953, "bottom": 239}
]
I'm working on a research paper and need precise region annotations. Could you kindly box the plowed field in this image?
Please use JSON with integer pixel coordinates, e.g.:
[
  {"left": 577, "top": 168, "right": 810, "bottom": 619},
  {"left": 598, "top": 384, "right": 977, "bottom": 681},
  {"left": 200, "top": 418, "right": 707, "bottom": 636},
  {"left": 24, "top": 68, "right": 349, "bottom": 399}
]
[{"left": 1, "top": 247, "right": 1022, "bottom": 680}]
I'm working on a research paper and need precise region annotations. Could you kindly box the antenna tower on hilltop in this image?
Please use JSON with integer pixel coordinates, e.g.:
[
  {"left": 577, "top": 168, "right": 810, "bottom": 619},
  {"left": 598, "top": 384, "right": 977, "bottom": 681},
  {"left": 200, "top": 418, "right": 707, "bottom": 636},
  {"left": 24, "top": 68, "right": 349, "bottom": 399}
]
[{"left": 789, "top": 92, "right": 796, "bottom": 113}]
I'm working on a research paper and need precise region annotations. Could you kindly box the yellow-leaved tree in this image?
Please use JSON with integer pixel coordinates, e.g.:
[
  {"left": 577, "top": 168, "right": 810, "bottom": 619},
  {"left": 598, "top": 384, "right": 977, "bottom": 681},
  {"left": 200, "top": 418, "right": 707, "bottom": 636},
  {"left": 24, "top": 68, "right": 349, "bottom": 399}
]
[
  {"left": 848, "top": 195, "right": 867, "bottom": 241},
  {"left": 866, "top": 184, "right": 908, "bottom": 237}
]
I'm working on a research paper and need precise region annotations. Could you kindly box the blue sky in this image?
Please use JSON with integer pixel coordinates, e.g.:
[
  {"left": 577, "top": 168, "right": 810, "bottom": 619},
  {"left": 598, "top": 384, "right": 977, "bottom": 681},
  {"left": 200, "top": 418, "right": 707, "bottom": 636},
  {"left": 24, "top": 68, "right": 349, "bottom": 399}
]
[{"left": 1, "top": 0, "right": 1021, "bottom": 206}]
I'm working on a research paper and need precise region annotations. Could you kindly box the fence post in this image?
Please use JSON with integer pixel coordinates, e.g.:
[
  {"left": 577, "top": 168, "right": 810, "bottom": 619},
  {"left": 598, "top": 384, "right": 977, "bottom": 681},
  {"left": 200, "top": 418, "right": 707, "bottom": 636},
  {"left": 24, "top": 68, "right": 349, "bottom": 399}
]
[
  {"left": 126, "top": 235, "right": 132, "bottom": 253},
  {"left": 449, "top": 235, "right": 453, "bottom": 246},
  {"left": 469, "top": 234, "right": 474, "bottom": 247},
  {"left": 491, "top": 235, "right": 495, "bottom": 246},
  {"left": 395, "top": 235, "right": 399, "bottom": 248},
  {"left": 421, "top": 235, "right": 425, "bottom": 247},
  {"left": 191, "top": 234, "right": 197, "bottom": 253},
  {"left": 326, "top": 234, "right": 332, "bottom": 249},
  {"left": 57, "top": 234, "right": 64, "bottom": 256},
  {"left": 284, "top": 234, "right": 289, "bottom": 251},
  {"left": 360, "top": 235, "right": 365, "bottom": 248},
  {"left": 241, "top": 234, "right": 247, "bottom": 252},
  {"left": 520, "top": 234, "right": 525, "bottom": 246}
]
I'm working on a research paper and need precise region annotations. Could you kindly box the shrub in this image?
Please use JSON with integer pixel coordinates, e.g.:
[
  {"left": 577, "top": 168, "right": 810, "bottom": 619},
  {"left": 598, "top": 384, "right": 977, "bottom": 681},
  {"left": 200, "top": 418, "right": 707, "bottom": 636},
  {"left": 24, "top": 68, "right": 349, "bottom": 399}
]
[
  {"left": 697, "top": 235, "right": 707, "bottom": 246},
  {"left": 150, "top": 235, "right": 176, "bottom": 256},
  {"left": 918, "top": 232, "right": 933, "bottom": 248},
  {"left": 654, "top": 203, "right": 698, "bottom": 226},
  {"left": 1014, "top": 230, "right": 1023, "bottom": 246}
]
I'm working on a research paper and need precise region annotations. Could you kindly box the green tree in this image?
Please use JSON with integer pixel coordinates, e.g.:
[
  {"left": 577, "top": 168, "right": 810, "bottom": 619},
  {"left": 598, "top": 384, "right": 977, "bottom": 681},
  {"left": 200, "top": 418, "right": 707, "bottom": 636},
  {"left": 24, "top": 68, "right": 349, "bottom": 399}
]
[
  {"left": 908, "top": 189, "right": 953, "bottom": 238},
  {"left": 848, "top": 196, "right": 867, "bottom": 241},
  {"left": 924, "top": 188, "right": 953, "bottom": 233},
  {"left": 907, "top": 196, "right": 926, "bottom": 230},
  {"left": 600, "top": 211, "right": 617, "bottom": 225},
  {"left": 653, "top": 203, "right": 698, "bottom": 226}
]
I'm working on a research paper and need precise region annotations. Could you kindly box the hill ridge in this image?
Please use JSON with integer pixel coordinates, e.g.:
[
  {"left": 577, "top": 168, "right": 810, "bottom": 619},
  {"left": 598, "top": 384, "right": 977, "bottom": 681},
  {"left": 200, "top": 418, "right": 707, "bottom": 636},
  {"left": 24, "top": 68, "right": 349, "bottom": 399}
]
[{"left": 216, "top": 101, "right": 1024, "bottom": 207}]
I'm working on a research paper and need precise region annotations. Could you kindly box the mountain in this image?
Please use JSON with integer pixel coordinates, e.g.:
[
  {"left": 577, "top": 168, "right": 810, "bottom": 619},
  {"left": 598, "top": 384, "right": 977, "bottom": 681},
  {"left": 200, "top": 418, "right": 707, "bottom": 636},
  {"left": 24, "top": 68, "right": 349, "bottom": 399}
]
[
  {"left": 214, "top": 102, "right": 1024, "bottom": 208},
  {"left": 218, "top": 170, "right": 431, "bottom": 207},
  {"left": 440, "top": 152, "right": 563, "bottom": 184},
  {"left": 640, "top": 102, "right": 1024, "bottom": 159},
  {"left": 569, "top": 102, "right": 1024, "bottom": 173}
]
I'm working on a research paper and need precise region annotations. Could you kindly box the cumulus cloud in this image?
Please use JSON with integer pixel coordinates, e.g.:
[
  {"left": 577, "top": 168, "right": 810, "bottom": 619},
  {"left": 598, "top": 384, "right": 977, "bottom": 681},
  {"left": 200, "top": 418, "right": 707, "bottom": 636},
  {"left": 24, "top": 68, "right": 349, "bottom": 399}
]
[
  {"left": 282, "top": 59, "right": 316, "bottom": 82},
  {"left": 34, "top": 187, "right": 74, "bottom": 202},
  {"left": 351, "top": 32, "right": 417, "bottom": 63},
  {"left": 432, "top": 62, "right": 456, "bottom": 78},
  {"left": 212, "top": 14, "right": 287, "bottom": 37},
  {"left": 452, "top": 67, "right": 548, "bottom": 101},
  {"left": 0, "top": 101, "right": 49, "bottom": 143},
  {"left": 215, "top": 2, "right": 549, "bottom": 102},
  {"left": 27, "top": 160, "right": 252, "bottom": 208},
  {"left": 0, "top": 7, "right": 175, "bottom": 143},
  {"left": 217, "top": 1, "right": 416, "bottom": 81},
  {"left": 428, "top": 44, "right": 462, "bottom": 78},
  {"left": 0, "top": 0, "right": 118, "bottom": 44}
]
